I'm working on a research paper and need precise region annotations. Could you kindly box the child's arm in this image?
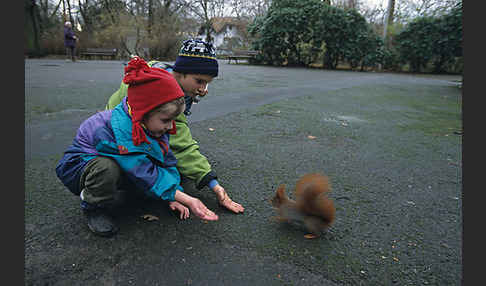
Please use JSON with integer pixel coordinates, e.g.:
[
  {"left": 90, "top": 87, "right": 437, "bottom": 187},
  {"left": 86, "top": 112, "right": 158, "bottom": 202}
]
[
  {"left": 105, "top": 83, "right": 128, "bottom": 110},
  {"left": 174, "top": 190, "right": 218, "bottom": 221},
  {"left": 170, "top": 113, "right": 216, "bottom": 189}
]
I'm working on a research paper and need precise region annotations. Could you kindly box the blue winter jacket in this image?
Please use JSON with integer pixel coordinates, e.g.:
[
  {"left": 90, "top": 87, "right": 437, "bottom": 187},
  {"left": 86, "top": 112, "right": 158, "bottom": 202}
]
[
  {"left": 55, "top": 98, "right": 183, "bottom": 201},
  {"left": 64, "top": 27, "right": 76, "bottom": 47}
]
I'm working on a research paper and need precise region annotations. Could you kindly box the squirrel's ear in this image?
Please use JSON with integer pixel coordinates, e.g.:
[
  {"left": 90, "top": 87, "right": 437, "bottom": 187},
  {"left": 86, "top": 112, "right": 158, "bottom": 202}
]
[{"left": 271, "top": 184, "right": 286, "bottom": 207}]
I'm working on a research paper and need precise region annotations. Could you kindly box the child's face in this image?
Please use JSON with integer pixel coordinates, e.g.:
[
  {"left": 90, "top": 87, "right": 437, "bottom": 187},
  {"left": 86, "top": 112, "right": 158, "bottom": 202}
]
[
  {"left": 177, "top": 74, "right": 213, "bottom": 98},
  {"left": 142, "top": 105, "right": 179, "bottom": 138}
]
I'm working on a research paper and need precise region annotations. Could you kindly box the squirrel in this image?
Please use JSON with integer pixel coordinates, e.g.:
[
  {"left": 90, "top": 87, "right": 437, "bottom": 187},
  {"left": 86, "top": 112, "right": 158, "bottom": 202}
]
[{"left": 271, "top": 173, "right": 336, "bottom": 236}]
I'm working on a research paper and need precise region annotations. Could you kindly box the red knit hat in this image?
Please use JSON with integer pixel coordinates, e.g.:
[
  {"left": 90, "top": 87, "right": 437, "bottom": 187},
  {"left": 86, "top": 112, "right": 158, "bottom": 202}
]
[{"left": 123, "top": 57, "right": 184, "bottom": 146}]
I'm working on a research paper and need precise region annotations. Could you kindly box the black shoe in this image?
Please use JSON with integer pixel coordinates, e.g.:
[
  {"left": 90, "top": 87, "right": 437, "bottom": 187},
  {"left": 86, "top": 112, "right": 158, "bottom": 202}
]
[
  {"left": 102, "top": 189, "right": 128, "bottom": 211},
  {"left": 83, "top": 208, "right": 119, "bottom": 237}
]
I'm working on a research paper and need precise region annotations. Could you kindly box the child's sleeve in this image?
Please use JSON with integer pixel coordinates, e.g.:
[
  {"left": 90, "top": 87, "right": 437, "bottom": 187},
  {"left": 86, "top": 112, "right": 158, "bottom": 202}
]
[
  {"left": 105, "top": 82, "right": 128, "bottom": 110},
  {"left": 96, "top": 143, "right": 183, "bottom": 201},
  {"left": 169, "top": 113, "right": 217, "bottom": 189},
  {"left": 147, "top": 165, "right": 183, "bottom": 201}
]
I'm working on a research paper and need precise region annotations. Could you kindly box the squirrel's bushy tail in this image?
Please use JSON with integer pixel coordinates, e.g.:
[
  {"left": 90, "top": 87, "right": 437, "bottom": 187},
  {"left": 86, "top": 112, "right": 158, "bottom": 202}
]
[{"left": 295, "top": 173, "right": 335, "bottom": 227}]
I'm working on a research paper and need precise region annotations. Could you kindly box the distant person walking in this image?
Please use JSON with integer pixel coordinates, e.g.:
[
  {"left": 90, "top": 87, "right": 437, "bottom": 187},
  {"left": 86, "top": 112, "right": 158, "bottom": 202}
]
[{"left": 64, "top": 21, "right": 77, "bottom": 62}]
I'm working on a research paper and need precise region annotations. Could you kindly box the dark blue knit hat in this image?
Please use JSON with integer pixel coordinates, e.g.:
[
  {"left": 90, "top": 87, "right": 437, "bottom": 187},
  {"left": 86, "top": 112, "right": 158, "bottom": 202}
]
[{"left": 173, "top": 39, "right": 218, "bottom": 77}]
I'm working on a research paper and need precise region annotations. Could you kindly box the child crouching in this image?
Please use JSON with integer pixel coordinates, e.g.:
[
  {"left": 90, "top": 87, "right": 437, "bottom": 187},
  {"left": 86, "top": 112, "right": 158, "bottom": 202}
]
[{"left": 56, "top": 57, "right": 218, "bottom": 237}]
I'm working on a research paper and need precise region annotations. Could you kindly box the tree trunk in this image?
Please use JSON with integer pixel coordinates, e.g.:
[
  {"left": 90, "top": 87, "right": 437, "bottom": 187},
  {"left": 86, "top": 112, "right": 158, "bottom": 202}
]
[
  {"left": 382, "top": 0, "right": 395, "bottom": 47},
  {"left": 78, "top": 0, "right": 92, "bottom": 32},
  {"left": 348, "top": 0, "right": 357, "bottom": 10},
  {"left": 387, "top": 0, "right": 395, "bottom": 26},
  {"left": 67, "top": 0, "right": 74, "bottom": 23},
  {"left": 62, "top": 0, "right": 66, "bottom": 21},
  {"left": 201, "top": 0, "right": 213, "bottom": 43},
  {"left": 27, "top": 0, "right": 41, "bottom": 56},
  {"left": 148, "top": 0, "right": 153, "bottom": 38}
]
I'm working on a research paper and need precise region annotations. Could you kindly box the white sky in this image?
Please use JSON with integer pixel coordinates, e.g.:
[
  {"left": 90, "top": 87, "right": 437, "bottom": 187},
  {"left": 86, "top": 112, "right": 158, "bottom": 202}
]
[{"left": 362, "top": 0, "right": 388, "bottom": 8}]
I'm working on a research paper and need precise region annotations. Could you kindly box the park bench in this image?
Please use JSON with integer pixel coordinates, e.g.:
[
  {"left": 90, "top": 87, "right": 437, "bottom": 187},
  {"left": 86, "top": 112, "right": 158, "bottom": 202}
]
[
  {"left": 226, "top": 50, "right": 259, "bottom": 64},
  {"left": 81, "top": 48, "right": 118, "bottom": 60}
]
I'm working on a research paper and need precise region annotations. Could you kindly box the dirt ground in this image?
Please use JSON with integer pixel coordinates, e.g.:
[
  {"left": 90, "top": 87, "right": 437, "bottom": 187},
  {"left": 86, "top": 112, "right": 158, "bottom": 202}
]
[{"left": 25, "top": 59, "right": 462, "bottom": 285}]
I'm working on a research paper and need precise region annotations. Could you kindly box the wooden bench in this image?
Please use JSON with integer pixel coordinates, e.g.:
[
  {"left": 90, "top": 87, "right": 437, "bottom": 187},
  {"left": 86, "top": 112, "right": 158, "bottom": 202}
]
[
  {"left": 81, "top": 48, "right": 118, "bottom": 60},
  {"left": 226, "top": 50, "right": 259, "bottom": 64}
]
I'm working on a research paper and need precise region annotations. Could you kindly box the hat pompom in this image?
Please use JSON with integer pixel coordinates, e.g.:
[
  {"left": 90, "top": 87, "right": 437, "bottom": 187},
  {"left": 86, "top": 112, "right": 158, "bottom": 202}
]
[{"left": 123, "top": 57, "right": 151, "bottom": 85}]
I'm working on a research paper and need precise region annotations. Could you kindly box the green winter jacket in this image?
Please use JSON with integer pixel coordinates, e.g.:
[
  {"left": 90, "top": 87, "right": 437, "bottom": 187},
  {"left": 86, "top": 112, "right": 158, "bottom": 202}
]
[{"left": 105, "top": 61, "right": 217, "bottom": 189}]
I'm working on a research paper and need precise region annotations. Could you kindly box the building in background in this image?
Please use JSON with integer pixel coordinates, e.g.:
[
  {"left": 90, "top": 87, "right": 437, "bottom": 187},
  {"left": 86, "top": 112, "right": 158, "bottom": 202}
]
[{"left": 198, "top": 17, "right": 250, "bottom": 54}]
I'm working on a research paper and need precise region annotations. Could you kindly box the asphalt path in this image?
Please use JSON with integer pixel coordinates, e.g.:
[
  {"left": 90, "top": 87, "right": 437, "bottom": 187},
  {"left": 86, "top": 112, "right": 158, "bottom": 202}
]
[
  {"left": 25, "top": 59, "right": 458, "bottom": 160},
  {"left": 25, "top": 59, "right": 462, "bottom": 285}
]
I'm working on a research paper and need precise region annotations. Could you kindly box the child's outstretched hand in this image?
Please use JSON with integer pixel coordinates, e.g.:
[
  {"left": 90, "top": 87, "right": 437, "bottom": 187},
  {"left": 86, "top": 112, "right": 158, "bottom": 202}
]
[
  {"left": 174, "top": 190, "right": 219, "bottom": 221},
  {"left": 214, "top": 185, "right": 245, "bottom": 214},
  {"left": 188, "top": 199, "right": 219, "bottom": 221},
  {"left": 169, "top": 201, "right": 189, "bottom": 220}
]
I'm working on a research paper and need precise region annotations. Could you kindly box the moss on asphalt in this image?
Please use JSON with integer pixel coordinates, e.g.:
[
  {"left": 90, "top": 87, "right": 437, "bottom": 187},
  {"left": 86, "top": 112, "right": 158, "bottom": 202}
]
[{"left": 188, "top": 83, "right": 462, "bottom": 285}]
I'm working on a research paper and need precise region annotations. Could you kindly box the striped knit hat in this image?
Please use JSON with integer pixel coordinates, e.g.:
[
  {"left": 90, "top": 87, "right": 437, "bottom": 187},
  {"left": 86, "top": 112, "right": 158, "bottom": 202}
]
[{"left": 173, "top": 39, "right": 218, "bottom": 77}]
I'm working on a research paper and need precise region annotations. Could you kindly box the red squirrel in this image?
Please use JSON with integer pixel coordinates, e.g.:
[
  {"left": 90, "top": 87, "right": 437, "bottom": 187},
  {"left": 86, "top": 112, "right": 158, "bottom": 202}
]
[{"left": 271, "top": 173, "right": 336, "bottom": 235}]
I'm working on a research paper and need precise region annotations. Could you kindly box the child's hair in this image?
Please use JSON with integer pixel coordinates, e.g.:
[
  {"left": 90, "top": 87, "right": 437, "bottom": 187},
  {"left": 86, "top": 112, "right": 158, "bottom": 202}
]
[{"left": 144, "top": 97, "right": 185, "bottom": 120}]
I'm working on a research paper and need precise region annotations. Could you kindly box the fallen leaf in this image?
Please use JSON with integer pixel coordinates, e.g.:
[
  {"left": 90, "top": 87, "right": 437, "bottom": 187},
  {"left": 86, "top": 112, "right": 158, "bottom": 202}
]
[
  {"left": 307, "top": 135, "right": 317, "bottom": 139},
  {"left": 304, "top": 233, "right": 318, "bottom": 239},
  {"left": 208, "top": 128, "right": 215, "bottom": 131},
  {"left": 441, "top": 243, "right": 450, "bottom": 249},
  {"left": 141, "top": 214, "right": 159, "bottom": 221}
]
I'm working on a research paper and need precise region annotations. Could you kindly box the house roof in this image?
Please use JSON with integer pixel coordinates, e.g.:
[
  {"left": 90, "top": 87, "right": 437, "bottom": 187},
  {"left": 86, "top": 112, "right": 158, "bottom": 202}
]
[{"left": 210, "top": 17, "right": 247, "bottom": 33}]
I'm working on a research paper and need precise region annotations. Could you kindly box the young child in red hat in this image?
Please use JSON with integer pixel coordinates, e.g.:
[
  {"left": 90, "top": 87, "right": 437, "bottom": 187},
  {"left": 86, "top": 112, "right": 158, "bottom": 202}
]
[{"left": 56, "top": 57, "right": 218, "bottom": 237}]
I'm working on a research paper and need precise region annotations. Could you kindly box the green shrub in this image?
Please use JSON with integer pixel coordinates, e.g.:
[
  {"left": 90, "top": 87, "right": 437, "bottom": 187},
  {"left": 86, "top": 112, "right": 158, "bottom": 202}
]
[
  {"left": 395, "top": 3, "right": 462, "bottom": 73},
  {"left": 249, "top": 0, "right": 382, "bottom": 69}
]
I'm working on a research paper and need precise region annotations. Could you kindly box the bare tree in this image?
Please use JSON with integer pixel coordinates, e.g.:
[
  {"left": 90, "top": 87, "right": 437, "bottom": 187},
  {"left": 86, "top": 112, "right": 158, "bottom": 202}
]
[
  {"left": 359, "top": 4, "right": 386, "bottom": 26},
  {"left": 385, "top": 0, "right": 462, "bottom": 22},
  {"left": 39, "top": 0, "right": 63, "bottom": 21},
  {"left": 186, "top": 0, "right": 227, "bottom": 43},
  {"left": 78, "top": 0, "right": 94, "bottom": 32},
  {"left": 201, "top": 0, "right": 213, "bottom": 43},
  {"left": 230, "top": 0, "right": 271, "bottom": 18}
]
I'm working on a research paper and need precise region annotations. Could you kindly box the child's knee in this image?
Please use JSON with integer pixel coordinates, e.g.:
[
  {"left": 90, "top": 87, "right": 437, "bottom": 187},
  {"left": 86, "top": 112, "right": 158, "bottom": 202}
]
[{"left": 81, "top": 157, "right": 122, "bottom": 192}]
